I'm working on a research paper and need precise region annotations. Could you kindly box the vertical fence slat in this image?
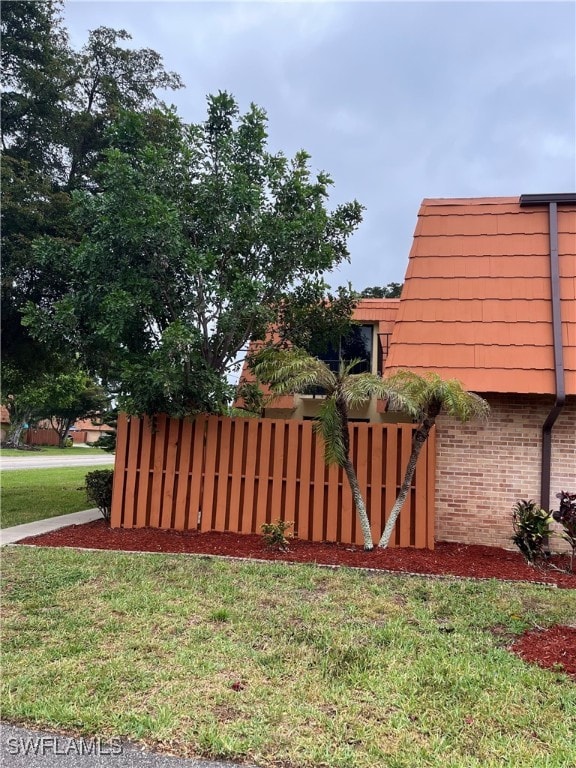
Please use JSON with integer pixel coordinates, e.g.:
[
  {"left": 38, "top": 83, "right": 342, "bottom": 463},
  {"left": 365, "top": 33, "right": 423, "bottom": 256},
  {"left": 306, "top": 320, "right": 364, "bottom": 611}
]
[
  {"left": 110, "top": 412, "right": 129, "bottom": 527},
  {"left": 173, "top": 418, "right": 193, "bottom": 530},
  {"left": 427, "top": 426, "right": 436, "bottom": 549},
  {"left": 270, "top": 421, "right": 286, "bottom": 524},
  {"left": 284, "top": 420, "right": 299, "bottom": 528},
  {"left": 200, "top": 416, "right": 219, "bottom": 531},
  {"left": 311, "top": 432, "right": 326, "bottom": 542},
  {"left": 214, "top": 418, "right": 232, "bottom": 531},
  {"left": 134, "top": 416, "right": 153, "bottom": 528},
  {"left": 384, "top": 427, "right": 398, "bottom": 547},
  {"left": 355, "top": 423, "right": 370, "bottom": 546},
  {"left": 398, "top": 426, "right": 413, "bottom": 547},
  {"left": 123, "top": 417, "right": 142, "bottom": 527},
  {"left": 241, "top": 418, "right": 259, "bottom": 533},
  {"left": 188, "top": 416, "right": 207, "bottom": 530},
  {"left": 254, "top": 419, "right": 272, "bottom": 532},
  {"left": 227, "top": 418, "right": 245, "bottom": 532},
  {"left": 296, "top": 423, "right": 313, "bottom": 540},
  {"left": 325, "top": 461, "right": 340, "bottom": 542},
  {"left": 148, "top": 415, "right": 167, "bottom": 528},
  {"left": 414, "top": 440, "right": 428, "bottom": 548},
  {"left": 160, "top": 418, "right": 180, "bottom": 528},
  {"left": 370, "top": 424, "right": 384, "bottom": 545}
]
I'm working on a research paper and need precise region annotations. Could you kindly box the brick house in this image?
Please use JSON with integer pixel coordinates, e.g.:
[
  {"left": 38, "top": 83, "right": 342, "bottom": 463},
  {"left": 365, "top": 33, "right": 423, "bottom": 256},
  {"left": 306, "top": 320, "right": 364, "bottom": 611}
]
[
  {"left": 385, "top": 195, "right": 576, "bottom": 549},
  {"left": 240, "top": 193, "right": 575, "bottom": 550}
]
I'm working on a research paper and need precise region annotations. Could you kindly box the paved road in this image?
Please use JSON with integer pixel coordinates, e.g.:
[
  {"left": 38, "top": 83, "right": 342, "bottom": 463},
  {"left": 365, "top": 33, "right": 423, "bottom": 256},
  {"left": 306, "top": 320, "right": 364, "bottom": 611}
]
[
  {"left": 0, "top": 455, "right": 115, "bottom": 471},
  {"left": 1, "top": 724, "right": 260, "bottom": 768}
]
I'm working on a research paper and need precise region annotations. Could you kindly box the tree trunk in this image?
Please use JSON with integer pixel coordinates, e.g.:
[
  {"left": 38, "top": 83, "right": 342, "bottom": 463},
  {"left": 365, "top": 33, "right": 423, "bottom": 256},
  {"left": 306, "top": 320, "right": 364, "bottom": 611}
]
[
  {"left": 378, "top": 419, "right": 434, "bottom": 549},
  {"left": 335, "top": 393, "right": 373, "bottom": 550},
  {"left": 3, "top": 420, "right": 27, "bottom": 449},
  {"left": 343, "top": 458, "right": 374, "bottom": 551}
]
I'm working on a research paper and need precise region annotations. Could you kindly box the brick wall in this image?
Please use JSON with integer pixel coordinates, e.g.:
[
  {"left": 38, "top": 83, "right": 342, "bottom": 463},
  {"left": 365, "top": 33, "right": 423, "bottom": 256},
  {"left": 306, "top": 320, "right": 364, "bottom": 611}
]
[{"left": 435, "top": 395, "right": 576, "bottom": 551}]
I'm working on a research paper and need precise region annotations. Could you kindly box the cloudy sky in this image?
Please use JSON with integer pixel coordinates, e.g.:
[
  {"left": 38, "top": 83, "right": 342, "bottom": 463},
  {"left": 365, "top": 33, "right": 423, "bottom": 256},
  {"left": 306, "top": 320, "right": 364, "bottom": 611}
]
[{"left": 63, "top": 0, "right": 576, "bottom": 290}]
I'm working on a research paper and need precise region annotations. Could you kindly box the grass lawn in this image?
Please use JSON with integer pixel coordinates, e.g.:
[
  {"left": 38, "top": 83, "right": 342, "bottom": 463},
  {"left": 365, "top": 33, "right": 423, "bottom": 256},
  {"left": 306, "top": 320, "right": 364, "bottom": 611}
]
[
  {"left": 2, "top": 547, "right": 575, "bottom": 768},
  {"left": 0, "top": 466, "right": 106, "bottom": 528},
  {"left": 0, "top": 446, "right": 108, "bottom": 457}
]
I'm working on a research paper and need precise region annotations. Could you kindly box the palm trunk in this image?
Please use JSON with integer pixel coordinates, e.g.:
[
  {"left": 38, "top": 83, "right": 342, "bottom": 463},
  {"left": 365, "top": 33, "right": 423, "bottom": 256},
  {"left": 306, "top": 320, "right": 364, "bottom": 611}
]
[
  {"left": 378, "top": 418, "right": 434, "bottom": 549},
  {"left": 336, "top": 394, "right": 373, "bottom": 551},
  {"left": 343, "top": 458, "right": 374, "bottom": 551}
]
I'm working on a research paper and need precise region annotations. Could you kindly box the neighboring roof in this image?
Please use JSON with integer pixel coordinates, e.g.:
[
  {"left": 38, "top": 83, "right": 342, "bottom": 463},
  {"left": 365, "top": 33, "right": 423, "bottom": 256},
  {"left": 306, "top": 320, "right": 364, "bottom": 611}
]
[
  {"left": 73, "top": 418, "right": 114, "bottom": 432},
  {"left": 237, "top": 299, "right": 400, "bottom": 410},
  {"left": 385, "top": 196, "right": 576, "bottom": 395}
]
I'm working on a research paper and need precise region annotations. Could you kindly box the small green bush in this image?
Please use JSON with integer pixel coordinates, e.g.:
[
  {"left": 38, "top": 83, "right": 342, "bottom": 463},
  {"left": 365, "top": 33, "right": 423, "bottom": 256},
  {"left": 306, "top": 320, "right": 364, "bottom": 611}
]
[
  {"left": 261, "top": 520, "right": 293, "bottom": 551},
  {"left": 512, "top": 499, "right": 552, "bottom": 564},
  {"left": 85, "top": 469, "right": 114, "bottom": 523}
]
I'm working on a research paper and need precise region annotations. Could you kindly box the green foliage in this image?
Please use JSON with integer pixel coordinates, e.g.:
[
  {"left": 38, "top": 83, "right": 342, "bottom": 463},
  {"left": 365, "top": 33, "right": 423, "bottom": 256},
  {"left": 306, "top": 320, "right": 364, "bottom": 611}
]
[
  {"left": 25, "top": 94, "right": 363, "bottom": 417},
  {"left": 261, "top": 520, "right": 293, "bottom": 551},
  {"left": 1, "top": 3, "right": 182, "bottom": 423},
  {"left": 552, "top": 491, "right": 576, "bottom": 571},
  {"left": 512, "top": 499, "right": 552, "bottom": 564},
  {"left": 91, "top": 409, "right": 117, "bottom": 453},
  {"left": 360, "top": 283, "right": 403, "bottom": 298},
  {"left": 85, "top": 469, "right": 114, "bottom": 522}
]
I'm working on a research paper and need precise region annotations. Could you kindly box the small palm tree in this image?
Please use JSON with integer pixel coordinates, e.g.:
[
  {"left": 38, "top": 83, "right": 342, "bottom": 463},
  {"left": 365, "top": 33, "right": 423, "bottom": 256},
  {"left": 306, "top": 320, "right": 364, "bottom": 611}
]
[
  {"left": 378, "top": 371, "right": 490, "bottom": 548},
  {"left": 252, "top": 347, "right": 413, "bottom": 550}
]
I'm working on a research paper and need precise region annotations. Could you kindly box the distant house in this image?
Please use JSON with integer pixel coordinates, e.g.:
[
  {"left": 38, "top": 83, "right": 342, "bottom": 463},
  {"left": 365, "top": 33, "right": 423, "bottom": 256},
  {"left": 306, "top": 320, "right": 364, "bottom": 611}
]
[
  {"left": 0, "top": 406, "right": 10, "bottom": 442},
  {"left": 385, "top": 194, "right": 576, "bottom": 549}
]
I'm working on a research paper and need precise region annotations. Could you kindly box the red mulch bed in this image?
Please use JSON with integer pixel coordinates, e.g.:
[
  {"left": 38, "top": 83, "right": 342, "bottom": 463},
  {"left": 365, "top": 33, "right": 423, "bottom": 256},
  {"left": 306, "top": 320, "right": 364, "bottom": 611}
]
[
  {"left": 511, "top": 626, "right": 576, "bottom": 679},
  {"left": 18, "top": 519, "right": 576, "bottom": 589},
  {"left": 15, "top": 520, "right": 576, "bottom": 679}
]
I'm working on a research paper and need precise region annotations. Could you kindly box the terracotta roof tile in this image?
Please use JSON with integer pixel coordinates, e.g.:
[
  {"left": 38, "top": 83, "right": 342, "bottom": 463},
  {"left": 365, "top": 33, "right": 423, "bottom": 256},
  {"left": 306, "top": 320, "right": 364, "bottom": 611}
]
[{"left": 385, "top": 197, "right": 576, "bottom": 395}]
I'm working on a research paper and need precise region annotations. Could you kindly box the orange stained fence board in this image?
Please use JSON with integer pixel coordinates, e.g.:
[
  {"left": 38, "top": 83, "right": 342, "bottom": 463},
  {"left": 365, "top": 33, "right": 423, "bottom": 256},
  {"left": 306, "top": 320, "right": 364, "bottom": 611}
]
[
  {"left": 173, "top": 418, "right": 193, "bottom": 531},
  {"left": 160, "top": 417, "right": 180, "bottom": 529},
  {"left": 188, "top": 415, "right": 207, "bottom": 531},
  {"left": 254, "top": 418, "right": 272, "bottom": 532},
  {"left": 311, "top": 431, "right": 327, "bottom": 542},
  {"left": 296, "top": 423, "right": 313, "bottom": 540},
  {"left": 227, "top": 418, "right": 246, "bottom": 533},
  {"left": 398, "top": 426, "right": 414, "bottom": 548},
  {"left": 200, "top": 416, "right": 220, "bottom": 531},
  {"left": 270, "top": 420, "right": 286, "bottom": 524},
  {"left": 148, "top": 414, "right": 168, "bottom": 528},
  {"left": 110, "top": 412, "right": 129, "bottom": 527},
  {"left": 284, "top": 419, "right": 300, "bottom": 528},
  {"left": 124, "top": 416, "right": 142, "bottom": 528},
  {"left": 214, "top": 417, "right": 232, "bottom": 531},
  {"left": 134, "top": 417, "right": 153, "bottom": 529},
  {"left": 241, "top": 418, "right": 259, "bottom": 534},
  {"left": 369, "top": 424, "right": 384, "bottom": 544}
]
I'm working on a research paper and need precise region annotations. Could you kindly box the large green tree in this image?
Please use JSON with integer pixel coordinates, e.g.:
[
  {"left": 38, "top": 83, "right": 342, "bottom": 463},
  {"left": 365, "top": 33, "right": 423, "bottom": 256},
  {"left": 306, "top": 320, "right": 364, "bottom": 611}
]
[
  {"left": 26, "top": 95, "right": 364, "bottom": 417},
  {"left": 1, "top": 2, "right": 182, "bottom": 444}
]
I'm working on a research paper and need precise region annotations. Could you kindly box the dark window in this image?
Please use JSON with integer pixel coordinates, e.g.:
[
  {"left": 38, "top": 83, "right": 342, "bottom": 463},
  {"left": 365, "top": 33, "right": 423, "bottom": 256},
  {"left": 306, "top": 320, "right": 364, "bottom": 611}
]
[{"left": 316, "top": 324, "right": 373, "bottom": 375}]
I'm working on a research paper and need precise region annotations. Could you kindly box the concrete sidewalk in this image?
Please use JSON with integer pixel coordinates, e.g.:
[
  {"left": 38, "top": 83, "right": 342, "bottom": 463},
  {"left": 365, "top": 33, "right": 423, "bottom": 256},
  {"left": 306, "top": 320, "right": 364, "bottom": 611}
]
[{"left": 0, "top": 508, "right": 102, "bottom": 546}]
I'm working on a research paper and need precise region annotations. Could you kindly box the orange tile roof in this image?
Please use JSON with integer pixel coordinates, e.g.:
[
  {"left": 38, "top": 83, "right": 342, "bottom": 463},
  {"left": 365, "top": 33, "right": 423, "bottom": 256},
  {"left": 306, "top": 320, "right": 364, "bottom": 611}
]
[{"left": 385, "top": 197, "right": 576, "bottom": 395}]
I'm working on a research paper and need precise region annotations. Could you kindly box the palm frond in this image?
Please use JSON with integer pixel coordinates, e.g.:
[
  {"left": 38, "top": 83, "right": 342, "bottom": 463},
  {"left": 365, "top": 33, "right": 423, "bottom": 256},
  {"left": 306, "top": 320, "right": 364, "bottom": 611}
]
[
  {"left": 252, "top": 348, "right": 337, "bottom": 398},
  {"left": 314, "top": 398, "right": 347, "bottom": 466}
]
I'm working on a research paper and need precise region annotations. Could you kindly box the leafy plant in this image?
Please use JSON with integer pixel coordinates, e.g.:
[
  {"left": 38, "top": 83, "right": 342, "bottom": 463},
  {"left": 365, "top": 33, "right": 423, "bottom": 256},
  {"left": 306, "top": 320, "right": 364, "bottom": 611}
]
[
  {"left": 85, "top": 469, "right": 114, "bottom": 523},
  {"left": 552, "top": 491, "right": 576, "bottom": 572},
  {"left": 512, "top": 499, "right": 552, "bottom": 564},
  {"left": 261, "top": 520, "right": 293, "bottom": 551}
]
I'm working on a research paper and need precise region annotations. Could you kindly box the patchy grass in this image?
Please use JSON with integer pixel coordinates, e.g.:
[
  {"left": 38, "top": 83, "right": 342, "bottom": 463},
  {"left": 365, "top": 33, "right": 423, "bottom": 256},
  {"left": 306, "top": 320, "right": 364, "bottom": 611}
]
[
  {"left": 2, "top": 546, "right": 575, "bottom": 768},
  {"left": 0, "top": 467, "right": 105, "bottom": 528},
  {"left": 0, "top": 446, "right": 109, "bottom": 457}
]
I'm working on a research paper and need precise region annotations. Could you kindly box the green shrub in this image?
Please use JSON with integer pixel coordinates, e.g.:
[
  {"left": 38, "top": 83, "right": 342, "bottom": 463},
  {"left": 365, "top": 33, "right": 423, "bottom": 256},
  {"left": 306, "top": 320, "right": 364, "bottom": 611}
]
[
  {"left": 552, "top": 490, "right": 576, "bottom": 572},
  {"left": 85, "top": 469, "right": 114, "bottom": 522},
  {"left": 261, "top": 520, "right": 293, "bottom": 551},
  {"left": 512, "top": 499, "right": 552, "bottom": 564}
]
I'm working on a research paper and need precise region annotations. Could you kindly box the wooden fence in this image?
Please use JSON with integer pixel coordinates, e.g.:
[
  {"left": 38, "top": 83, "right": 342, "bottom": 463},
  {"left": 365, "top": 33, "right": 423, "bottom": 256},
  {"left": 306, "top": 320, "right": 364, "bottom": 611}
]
[{"left": 111, "top": 413, "right": 435, "bottom": 548}]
